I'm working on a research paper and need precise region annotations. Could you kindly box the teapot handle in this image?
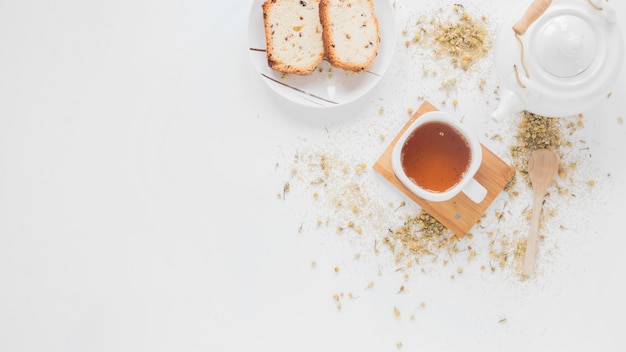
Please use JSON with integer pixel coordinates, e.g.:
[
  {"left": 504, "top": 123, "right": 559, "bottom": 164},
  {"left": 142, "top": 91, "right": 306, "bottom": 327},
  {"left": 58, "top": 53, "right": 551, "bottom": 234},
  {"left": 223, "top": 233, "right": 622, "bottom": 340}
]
[{"left": 513, "top": 0, "right": 553, "bottom": 35}]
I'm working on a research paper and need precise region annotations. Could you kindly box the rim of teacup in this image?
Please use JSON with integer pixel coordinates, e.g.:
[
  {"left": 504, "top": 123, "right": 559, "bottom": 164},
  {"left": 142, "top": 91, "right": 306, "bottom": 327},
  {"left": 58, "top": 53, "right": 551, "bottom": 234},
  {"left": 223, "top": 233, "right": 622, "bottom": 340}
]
[{"left": 391, "top": 111, "right": 483, "bottom": 202}]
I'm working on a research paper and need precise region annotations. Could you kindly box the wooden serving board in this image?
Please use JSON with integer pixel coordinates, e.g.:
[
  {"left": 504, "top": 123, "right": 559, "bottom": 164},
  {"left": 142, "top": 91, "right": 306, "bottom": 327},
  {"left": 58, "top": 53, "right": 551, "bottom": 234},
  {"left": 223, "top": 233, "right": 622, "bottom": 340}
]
[{"left": 373, "top": 101, "right": 515, "bottom": 238}]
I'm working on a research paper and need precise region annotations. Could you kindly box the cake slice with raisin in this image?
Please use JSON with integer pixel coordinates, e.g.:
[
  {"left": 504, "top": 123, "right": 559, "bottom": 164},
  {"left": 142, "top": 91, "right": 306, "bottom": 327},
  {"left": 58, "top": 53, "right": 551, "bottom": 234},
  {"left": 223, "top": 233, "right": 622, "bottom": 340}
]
[
  {"left": 262, "top": 0, "right": 324, "bottom": 75},
  {"left": 319, "top": 0, "right": 380, "bottom": 72}
]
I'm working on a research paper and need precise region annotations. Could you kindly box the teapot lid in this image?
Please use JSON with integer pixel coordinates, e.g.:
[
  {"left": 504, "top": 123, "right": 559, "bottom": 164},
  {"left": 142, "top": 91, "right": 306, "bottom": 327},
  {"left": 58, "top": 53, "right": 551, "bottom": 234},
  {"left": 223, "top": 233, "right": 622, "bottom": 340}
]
[{"left": 532, "top": 14, "right": 597, "bottom": 78}]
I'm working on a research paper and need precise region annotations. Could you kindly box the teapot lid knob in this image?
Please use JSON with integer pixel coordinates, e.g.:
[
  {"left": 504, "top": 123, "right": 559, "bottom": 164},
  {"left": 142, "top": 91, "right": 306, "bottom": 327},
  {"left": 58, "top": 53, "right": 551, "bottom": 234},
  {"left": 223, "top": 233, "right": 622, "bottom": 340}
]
[{"left": 532, "top": 15, "right": 597, "bottom": 78}]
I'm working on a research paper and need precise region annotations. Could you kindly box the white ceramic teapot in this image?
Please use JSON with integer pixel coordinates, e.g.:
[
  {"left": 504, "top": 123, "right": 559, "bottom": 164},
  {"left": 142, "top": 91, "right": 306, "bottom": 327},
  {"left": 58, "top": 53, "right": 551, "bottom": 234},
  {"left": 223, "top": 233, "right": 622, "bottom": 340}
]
[{"left": 491, "top": 0, "right": 624, "bottom": 119}]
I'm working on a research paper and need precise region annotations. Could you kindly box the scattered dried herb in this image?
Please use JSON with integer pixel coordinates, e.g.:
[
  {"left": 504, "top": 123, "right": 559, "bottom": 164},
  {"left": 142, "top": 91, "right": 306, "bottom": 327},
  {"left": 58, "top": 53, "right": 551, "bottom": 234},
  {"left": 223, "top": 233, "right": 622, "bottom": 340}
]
[
  {"left": 509, "top": 111, "right": 582, "bottom": 188},
  {"left": 408, "top": 5, "right": 491, "bottom": 70},
  {"left": 383, "top": 210, "right": 456, "bottom": 265},
  {"left": 435, "top": 9, "right": 489, "bottom": 69}
]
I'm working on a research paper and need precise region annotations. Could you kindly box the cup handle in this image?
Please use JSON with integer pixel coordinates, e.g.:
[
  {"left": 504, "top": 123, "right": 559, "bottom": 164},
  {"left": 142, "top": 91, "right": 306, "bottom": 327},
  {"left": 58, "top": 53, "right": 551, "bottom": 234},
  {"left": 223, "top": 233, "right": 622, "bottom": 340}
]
[{"left": 462, "top": 178, "right": 487, "bottom": 203}]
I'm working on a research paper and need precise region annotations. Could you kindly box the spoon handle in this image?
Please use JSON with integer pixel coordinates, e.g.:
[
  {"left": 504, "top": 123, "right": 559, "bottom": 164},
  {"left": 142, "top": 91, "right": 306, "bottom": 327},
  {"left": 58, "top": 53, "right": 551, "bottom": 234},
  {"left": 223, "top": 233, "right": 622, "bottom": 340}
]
[{"left": 523, "top": 188, "right": 545, "bottom": 276}]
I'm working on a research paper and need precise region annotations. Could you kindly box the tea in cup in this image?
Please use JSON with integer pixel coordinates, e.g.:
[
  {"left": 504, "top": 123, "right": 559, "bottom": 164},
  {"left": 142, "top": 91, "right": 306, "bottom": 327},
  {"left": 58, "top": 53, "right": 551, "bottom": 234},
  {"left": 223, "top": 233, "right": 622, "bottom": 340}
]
[{"left": 391, "top": 111, "right": 487, "bottom": 203}]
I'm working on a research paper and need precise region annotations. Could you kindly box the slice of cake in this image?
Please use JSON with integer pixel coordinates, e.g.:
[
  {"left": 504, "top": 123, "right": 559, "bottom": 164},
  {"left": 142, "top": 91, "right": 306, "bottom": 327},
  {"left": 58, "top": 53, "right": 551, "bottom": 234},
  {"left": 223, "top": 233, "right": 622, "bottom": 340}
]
[
  {"left": 262, "top": 0, "right": 325, "bottom": 75},
  {"left": 319, "top": 0, "right": 380, "bottom": 72}
]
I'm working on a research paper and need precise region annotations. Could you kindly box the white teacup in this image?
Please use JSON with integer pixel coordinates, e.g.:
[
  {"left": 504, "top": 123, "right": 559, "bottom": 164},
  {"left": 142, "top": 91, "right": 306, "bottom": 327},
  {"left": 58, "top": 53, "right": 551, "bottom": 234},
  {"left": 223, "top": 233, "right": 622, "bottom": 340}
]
[{"left": 391, "top": 111, "right": 487, "bottom": 203}]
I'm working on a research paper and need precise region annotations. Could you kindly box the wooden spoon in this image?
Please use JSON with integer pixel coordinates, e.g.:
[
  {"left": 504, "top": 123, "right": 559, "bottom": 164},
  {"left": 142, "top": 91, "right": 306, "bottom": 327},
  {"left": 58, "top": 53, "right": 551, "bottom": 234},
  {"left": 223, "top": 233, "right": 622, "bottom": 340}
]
[{"left": 523, "top": 149, "right": 559, "bottom": 277}]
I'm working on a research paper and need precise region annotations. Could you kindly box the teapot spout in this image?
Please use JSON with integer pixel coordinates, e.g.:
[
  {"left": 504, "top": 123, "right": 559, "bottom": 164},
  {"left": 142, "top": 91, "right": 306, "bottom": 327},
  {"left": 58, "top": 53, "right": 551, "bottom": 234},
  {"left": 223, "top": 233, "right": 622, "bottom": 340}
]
[{"left": 491, "top": 89, "right": 524, "bottom": 120}]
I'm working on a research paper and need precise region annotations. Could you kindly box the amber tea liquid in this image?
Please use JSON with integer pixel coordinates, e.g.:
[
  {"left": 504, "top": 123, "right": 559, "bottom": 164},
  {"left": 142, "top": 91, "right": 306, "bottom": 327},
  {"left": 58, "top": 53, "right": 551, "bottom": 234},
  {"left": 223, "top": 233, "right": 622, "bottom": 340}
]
[{"left": 401, "top": 121, "right": 472, "bottom": 193}]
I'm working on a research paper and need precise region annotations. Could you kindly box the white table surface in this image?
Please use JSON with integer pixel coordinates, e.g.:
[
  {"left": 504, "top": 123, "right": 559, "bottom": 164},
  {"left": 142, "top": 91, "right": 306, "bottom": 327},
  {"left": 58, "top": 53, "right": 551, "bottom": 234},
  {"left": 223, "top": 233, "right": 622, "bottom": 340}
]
[{"left": 1, "top": 0, "right": 625, "bottom": 351}]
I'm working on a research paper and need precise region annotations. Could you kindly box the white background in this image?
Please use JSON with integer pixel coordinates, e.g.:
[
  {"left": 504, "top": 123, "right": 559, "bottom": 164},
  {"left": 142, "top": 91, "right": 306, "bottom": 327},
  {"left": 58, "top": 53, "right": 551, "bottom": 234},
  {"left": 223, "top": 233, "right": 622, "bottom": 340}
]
[{"left": 1, "top": 0, "right": 625, "bottom": 351}]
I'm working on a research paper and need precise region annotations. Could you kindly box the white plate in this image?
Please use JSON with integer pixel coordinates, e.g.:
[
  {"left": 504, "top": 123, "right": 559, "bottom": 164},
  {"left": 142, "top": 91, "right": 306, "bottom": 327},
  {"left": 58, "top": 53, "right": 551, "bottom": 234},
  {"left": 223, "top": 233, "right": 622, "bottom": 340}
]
[{"left": 248, "top": 0, "right": 397, "bottom": 108}]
